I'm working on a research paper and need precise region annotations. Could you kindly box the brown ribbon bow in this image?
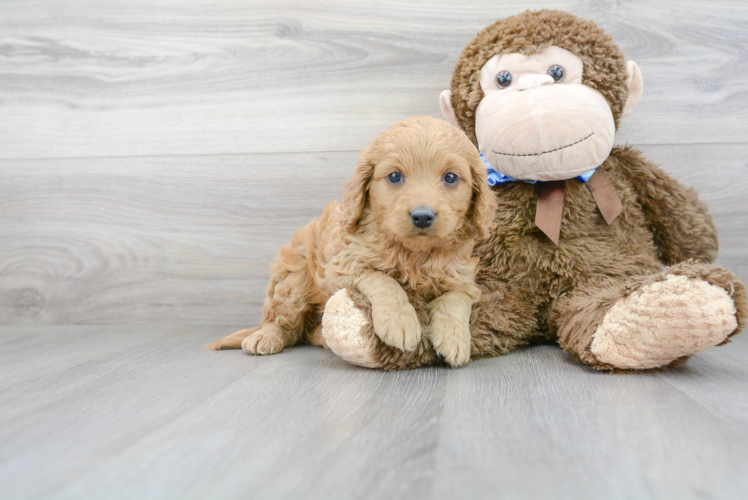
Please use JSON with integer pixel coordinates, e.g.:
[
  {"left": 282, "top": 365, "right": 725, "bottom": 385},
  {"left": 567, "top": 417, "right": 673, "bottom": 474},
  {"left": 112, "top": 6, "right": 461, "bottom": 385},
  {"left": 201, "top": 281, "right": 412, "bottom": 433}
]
[{"left": 535, "top": 168, "right": 623, "bottom": 245}]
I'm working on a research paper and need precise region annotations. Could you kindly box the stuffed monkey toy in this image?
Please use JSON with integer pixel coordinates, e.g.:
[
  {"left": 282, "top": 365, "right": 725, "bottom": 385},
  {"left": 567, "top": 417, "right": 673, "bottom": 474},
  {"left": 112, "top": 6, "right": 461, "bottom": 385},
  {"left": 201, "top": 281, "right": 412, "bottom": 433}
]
[{"left": 320, "top": 9, "right": 746, "bottom": 371}]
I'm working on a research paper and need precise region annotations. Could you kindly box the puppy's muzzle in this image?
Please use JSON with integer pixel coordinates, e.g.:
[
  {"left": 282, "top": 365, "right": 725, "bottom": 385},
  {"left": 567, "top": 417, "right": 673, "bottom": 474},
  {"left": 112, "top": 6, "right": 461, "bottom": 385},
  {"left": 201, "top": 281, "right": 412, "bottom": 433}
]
[{"left": 410, "top": 207, "right": 435, "bottom": 229}]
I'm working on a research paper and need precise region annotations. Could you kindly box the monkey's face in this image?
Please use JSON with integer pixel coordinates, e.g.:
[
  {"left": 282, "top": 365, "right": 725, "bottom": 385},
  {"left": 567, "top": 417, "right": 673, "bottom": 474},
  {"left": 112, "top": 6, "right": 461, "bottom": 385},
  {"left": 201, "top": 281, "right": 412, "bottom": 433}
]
[{"left": 475, "top": 47, "right": 615, "bottom": 181}]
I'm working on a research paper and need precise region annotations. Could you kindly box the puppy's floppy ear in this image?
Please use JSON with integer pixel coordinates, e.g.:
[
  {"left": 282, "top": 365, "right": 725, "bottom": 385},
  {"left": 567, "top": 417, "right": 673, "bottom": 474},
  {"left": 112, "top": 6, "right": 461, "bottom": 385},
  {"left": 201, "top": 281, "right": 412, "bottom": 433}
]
[
  {"left": 466, "top": 150, "right": 497, "bottom": 240},
  {"left": 340, "top": 154, "right": 376, "bottom": 232}
]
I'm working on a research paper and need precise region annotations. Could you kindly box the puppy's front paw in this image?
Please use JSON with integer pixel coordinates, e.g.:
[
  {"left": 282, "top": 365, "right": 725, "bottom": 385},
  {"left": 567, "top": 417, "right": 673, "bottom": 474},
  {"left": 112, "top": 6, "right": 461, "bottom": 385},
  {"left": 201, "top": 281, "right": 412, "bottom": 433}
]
[
  {"left": 242, "top": 323, "right": 285, "bottom": 355},
  {"left": 371, "top": 301, "right": 421, "bottom": 352},
  {"left": 430, "top": 317, "right": 471, "bottom": 367}
]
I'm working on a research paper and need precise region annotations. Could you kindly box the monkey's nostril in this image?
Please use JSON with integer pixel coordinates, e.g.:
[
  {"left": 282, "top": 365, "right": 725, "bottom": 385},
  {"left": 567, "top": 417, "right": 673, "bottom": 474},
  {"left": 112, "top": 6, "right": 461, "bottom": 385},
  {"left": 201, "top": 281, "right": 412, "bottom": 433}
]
[{"left": 410, "top": 208, "right": 435, "bottom": 229}]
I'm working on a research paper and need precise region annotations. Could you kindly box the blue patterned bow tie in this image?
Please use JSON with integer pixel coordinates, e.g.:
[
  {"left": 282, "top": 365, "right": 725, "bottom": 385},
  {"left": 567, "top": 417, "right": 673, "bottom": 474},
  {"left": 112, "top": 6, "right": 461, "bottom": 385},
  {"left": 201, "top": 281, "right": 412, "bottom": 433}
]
[{"left": 480, "top": 153, "right": 597, "bottom": 186}]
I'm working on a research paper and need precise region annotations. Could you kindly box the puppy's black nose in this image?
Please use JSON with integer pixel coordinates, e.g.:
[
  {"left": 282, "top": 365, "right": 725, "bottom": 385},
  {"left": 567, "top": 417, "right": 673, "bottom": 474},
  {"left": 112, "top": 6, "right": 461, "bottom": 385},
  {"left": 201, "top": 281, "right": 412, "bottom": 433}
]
[{"left": 411, "top": 208, "right": 435, "bottom": 229}]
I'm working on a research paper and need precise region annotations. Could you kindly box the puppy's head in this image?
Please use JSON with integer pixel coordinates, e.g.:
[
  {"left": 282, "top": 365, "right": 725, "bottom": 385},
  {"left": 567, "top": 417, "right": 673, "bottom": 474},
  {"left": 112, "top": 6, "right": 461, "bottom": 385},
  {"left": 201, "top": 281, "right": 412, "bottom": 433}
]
[{"left": 341, "top": 117, "right": 496, "bottom": 251}]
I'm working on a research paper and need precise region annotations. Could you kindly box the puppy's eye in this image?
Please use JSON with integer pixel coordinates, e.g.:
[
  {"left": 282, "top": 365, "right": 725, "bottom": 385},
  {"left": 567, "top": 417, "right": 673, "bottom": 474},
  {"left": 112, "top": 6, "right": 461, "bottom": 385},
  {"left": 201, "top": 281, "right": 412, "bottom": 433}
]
[
  {"left": 548, "top": 65, "right": 565, "bottom": 82},
  {"left": 443, "top": 172, "right": 459, "bottom": 185},
  {"left": 387, "top": 172, "right": 403, "bottom": 185},
  {"left": 496, "top": 70, "right": 513, "bottom": 88}
]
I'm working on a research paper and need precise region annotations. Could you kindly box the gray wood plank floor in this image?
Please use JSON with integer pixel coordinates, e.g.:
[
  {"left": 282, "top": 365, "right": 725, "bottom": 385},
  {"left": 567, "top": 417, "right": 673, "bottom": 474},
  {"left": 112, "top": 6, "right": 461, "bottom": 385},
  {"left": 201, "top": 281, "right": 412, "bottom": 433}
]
[{"left": 1, "top": 325, "right": 747, "bottom": 500}]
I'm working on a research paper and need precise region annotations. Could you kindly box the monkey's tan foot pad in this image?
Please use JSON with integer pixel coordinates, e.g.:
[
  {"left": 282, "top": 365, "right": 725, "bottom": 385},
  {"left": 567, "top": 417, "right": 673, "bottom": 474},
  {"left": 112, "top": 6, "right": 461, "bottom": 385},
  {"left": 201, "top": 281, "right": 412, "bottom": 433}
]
[
  {"left": 322, "top": 289, "right": 384, "bottom": 369},
  {"left": 591, "top": 274, "right": 738, "bottom": 369}
]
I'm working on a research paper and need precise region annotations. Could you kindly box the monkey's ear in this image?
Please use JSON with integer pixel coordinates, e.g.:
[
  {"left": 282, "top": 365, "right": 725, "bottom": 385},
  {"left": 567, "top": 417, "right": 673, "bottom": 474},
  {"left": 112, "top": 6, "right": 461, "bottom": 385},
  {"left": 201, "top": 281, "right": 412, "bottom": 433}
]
[
  {"left": 621, "top": 61, "right": 643, "bottom": 118},
  {"left": 467, "top": 152, "right": 498, "bottom": 240},
  {"left": 340, "top": 156, "right": 375, "bottom": 233},
  {"left": 440, "top": 90, "right": 460, "bottom": 128}
]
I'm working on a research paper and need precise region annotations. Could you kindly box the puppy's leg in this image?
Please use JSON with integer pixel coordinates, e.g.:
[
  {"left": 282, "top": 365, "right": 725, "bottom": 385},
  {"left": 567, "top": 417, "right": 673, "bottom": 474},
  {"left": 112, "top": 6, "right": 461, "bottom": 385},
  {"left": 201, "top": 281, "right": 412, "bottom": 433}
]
[
  {"left": 204, "top": 326, "right": 260, "bottom": 350},
  {"left": 206, "top": 325, "right": 289, "bottom": 355},
  {"left": 355, "top": 271, "right": 421, "bottom": 351},
  {"left": 304, "top": 323, "right": 328, "bottom": 349},
  {"left": 428, "top": 291, "right": 473, "bottom": 367},
  {"left": 241, "top": 322, "right": 287, "bottom": 355},
  {"left": 207, "top": 232, "right": 318, "bottom": 355}
]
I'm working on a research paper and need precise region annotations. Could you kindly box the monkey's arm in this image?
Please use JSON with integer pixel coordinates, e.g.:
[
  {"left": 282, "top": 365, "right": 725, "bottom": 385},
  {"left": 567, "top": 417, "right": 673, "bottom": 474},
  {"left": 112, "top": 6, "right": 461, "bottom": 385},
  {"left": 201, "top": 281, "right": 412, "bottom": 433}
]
[{"left": 614, "top": 146, "right": 718, "bottom": 264}]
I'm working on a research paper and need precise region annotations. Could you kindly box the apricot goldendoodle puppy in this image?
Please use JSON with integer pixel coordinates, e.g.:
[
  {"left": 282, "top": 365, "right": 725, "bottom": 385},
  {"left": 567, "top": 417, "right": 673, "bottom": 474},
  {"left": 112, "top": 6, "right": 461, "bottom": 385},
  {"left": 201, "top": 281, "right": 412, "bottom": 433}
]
[{"left": 207, "top": 116, "right": 496, "bottom": 366}]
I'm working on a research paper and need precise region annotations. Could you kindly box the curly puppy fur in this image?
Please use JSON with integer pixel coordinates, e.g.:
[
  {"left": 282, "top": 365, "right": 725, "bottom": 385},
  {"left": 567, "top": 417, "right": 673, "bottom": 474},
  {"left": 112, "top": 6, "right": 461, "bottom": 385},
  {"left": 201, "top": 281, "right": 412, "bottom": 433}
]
[
  {"left": 351, "top": 10, "right": 746, "bottom": 371},
  {"left": 207, "top": 117, "right": 497, "bottom": 366}
]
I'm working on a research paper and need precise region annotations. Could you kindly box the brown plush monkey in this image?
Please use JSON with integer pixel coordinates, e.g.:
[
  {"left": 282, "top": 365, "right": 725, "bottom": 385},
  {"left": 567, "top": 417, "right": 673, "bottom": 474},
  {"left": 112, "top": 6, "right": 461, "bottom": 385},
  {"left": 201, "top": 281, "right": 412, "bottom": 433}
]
[{"left": 321, "top": 10, "right": 747, "bottom": 371}]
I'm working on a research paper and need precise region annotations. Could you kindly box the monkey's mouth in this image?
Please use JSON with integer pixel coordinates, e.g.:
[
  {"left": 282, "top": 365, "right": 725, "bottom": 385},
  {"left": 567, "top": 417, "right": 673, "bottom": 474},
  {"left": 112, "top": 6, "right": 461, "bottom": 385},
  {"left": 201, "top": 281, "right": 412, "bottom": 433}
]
[{"left": 492, "top": 132, "right": 594, "bottom": 158}]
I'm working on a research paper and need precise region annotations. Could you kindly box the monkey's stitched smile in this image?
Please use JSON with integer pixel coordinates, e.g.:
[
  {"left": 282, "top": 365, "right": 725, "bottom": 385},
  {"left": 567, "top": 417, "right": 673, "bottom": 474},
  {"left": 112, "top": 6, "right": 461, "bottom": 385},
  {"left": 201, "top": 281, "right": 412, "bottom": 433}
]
[{"left": 492, "top": 132, "right": 595, "bottom": 157}]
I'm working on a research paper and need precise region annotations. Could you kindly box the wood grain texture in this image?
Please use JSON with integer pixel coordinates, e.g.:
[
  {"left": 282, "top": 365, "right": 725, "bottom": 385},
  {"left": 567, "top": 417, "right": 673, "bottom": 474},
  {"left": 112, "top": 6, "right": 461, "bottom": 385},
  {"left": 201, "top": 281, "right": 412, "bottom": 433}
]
[
  {"left": 0, "top": 152, "right": 353, "bottom": 324},
  {"left": 0, "top": 325, "right": 746, "bottom": 499},
  {"left": 1, "top": 144, "right": 745, "bottom": 324},
  {"left": 1, "top": 0, "right": 747, "bottom": 160}
]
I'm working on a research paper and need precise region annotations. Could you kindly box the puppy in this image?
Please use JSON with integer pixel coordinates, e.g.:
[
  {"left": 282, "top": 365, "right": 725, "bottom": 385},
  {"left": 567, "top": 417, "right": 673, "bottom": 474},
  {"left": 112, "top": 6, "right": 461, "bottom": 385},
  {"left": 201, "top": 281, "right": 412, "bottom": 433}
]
[{"left": 207, "top": 116, "right": 496, "bottom": 366}]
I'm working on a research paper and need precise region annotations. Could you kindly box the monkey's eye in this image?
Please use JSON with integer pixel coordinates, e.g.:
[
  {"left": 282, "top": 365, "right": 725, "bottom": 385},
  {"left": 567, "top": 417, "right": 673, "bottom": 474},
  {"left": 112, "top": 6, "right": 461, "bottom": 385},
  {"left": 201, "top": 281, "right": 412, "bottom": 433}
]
[
  {"left": 548, "top": 65, "right": 565, "bottom": 82},
  {"left": 387, "top": 172, "right": 403, "bottom": 185},
  {"left": 496, "top": 70, "right": 513, "bottom": 88},
  {"left": 443, "top": 172, "right": 459, "bottom": 185}
]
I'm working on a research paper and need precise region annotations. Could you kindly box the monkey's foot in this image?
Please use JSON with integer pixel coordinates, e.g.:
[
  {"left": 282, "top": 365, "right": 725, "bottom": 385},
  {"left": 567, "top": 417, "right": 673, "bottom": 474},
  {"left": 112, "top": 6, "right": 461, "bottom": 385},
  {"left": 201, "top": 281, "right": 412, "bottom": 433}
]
[
  {"left": 321, "top": 289, "right": 384, "bottom": 369},
  {"left": 590, "top": 274, "right": 738, "bottom": 369}
]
